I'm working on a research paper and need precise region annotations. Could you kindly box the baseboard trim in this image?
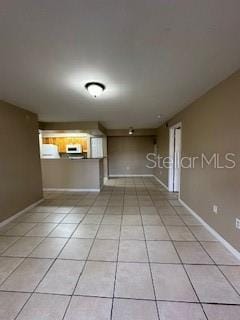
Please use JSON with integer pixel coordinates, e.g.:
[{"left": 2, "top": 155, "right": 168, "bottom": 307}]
[
  {"left": 179, "top": 198, "right": 240, "bottom": 261},
  {"left": 43, "top": 188, "right": 100, "bottom": 192},
  {"left": 0, "top": 198, "right": 44, "bottom": 228},
  {"left": 153, "top": 175, "right": 169, "bottom": 191},
  {"left": 108, "top": 174, "right": 154, "bottom": 177}
]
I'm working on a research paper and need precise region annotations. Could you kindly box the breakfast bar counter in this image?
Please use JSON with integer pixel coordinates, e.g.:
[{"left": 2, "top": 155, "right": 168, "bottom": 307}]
[{"left": 41, "top": 158, "right": 104, "bottom": 191}]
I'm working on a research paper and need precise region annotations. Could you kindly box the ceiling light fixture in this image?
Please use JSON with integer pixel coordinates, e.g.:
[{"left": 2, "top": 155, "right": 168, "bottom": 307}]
[
  {"left": 129, "top": 127, "right": 135, "bottom": 135},
  {"left": 85, "top": 82, "right": 105, "bottom": 98}
]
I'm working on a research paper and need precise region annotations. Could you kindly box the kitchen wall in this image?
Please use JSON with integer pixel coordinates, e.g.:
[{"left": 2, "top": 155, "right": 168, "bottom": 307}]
[
  {"left": 42, "top": 137, "right": 88, "bottom": 153},
  {"left": 155, "top": 70, "right": 240, "bottom": 251},
  {"left": 108, "top": 136, "right": 155, "bottom": 176},
  {"left": 0, "top": 101, "right": 42, "bottom": 223}
]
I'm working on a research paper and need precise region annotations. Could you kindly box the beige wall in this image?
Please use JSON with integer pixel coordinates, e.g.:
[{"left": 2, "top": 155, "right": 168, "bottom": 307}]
[
  {"left": 155, "top": 70, "right": 240, "bottom": 251},
  {"left": 0, "top": 101, "right": 43, "bottom": 223},
  {"left": 41, "top": 159, "right": 103, "bottom": 190},
  {"left": 108, "top": 136, "right": 155, "bottom": 176}
]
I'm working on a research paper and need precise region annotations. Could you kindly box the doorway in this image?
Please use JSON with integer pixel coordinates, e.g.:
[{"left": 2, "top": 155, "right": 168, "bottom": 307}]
[{"left": 168, "top": 123, "right": 182, "bottom": 192}]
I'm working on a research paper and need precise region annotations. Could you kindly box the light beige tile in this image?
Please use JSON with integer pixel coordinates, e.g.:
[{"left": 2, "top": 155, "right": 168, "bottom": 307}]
[
  {"left": 153, "top": 200, "right": 171, "bottom": 208},
  {"left": 82, "top": 215, "right": 103, "bottom": 224},
  {"left": 92, "top": 201, "right": 108, "bottom": 207},
  {"left": 158, "top": 302, "right": 207, "bottom": 320},
  {"left": 88, "top": 207, "right": 106, "bottom": 214},
  {"left": 25, "top": 223, "right": 57, "bottom": 236},
  {"left": 0, "top": 292, "right": 30, "bottom": 320},
  {"left": 0, "top": 258, "right": 53, "bottom": 292},
  {"left": 105, "top": 207, "right": 123, "bottom": 215},
  {"left": 124, "top": 200, "right": 139, "bottom": 206},
  {"left": 189, "top": 226, "right": 217, "bottom": 241},
  {"left": 144, "top": 226, "right": 170, "bottom": 240},
  {"left": 74, "top": 261, "right": 116, "bottom": 297},
  {"left": 115, "top": 262, "right": 155, "bottom": 299},
  {"left": 70, "top": 207, "right": 89, "bottom": 214},
  {"left": 120, "top": 226, "right": 144, "bottom": 240},
  {"left": 31, "top": 205, "right": 58, "bottom": 213},
  {"left": 112, "top": 299, "right": 158, "bottom": 320},
  {"left": 49, "top": 223, "right": 78, "bottom": 237},
  {"left": 140, "top": 207, "right": 157, "bottom": 214},
  {"left": 139, "top": 201, "right": 154, "bottom": 207},
  {"left": 73, "top": 224, "right": 99, "bottom": 238},
  {"left": 0, "top": 236, "right": 19, "bottom": 254},
  {"left": 219, "top": 265, "right": 240, "bottom": 294},
  {"left": 202, "top": 304, "right": 240, "bottom": 320},
  {"left": 162, "top": 215, "right": 185, "bottom": 226},
  {"left": 185, "top": 265, "right": 240, "bottom": 304},
  {"left": 55, "top": 206, "right": 73, "bottom": 214},
  {"left": 181, "top": 215, "right": 201, "bottom": 226},
  {"left": 167, "top": 226, "right": 196, "bottom": 241},
  {"left": 147, "top": 241, "right": 180, "bottom": 263},
  {"left": 16, "top": 293, "right": 70, "bottom": 320},
  {"left": 59, "top": 238, "right": 93, "bottom": 260},
  {"left": 118, "top": 240, "right": 148, "bottom": 262},
  {"left": 122, "top": 215, "right": 142, "bottom": 226},
  {"left": 169, "top": 200, "right": 182, "bottom": 207},
  {"left": 0, "top": 257, "right": 24, "bottom": 284},
  {"left": 141, "top": 215, "right": 162, "bottom": 226},
  {"left": 174, "top": 242, "right": 214, "bottom": 264},
  {"left": 62, "top": 213, "right": 85, "bottom": 223},
  {"left": 101, "top": 215, "right": 122, "bottom": 225},
  {"left": 89, "top": 239, "right": 118, "bottom": 261},
  {"left": 123, "top": 207, "right": 140, "bottom": 214},
  {"left": 174, "top": 206, "right": 191, "bottom": 215},
  {"left": 43, "top": 213, "right": 66, "bottom": 223},
  {"left": 21, "top": 212, "right": 51, "bottom": 222},
  {"left": 157, "top": 207, "right": 177, "bottom": 216},
  {"left": 97, "top": 225, "right": 120, "bottom": 240},
  {"left": 0, "top": 223, "right": 17, "bottom": 235},
  {"left": 64, "top": 296, "right": 112, "bottom": 320},
  {"left": 36, "top": 259, "right": 84, "bottom": 294},
  {"left": 29, "top": 237, "right": 68, "bottom": 258},
  {"left": 2, "top": 237, "right": 43, "bottom": 257},
  {"left": 201, "top": 242, "right": 240, "bottom": 265},
  {"left": 151, "top": 264, "right": 197, "bottom": 302},
  {"left": 5, "top": 223, "right": 36, "bottom": 236}
]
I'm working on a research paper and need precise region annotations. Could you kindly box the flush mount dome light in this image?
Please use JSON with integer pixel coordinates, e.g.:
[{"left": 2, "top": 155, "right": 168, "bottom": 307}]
[{"left": 85, "top": 82, "right": 105, "bottom": 98}]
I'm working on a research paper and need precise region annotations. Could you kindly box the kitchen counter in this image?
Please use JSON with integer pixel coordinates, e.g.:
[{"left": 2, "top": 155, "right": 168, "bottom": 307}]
[{"left": 41, "top": 158, "right": 104, "bottom": 191}]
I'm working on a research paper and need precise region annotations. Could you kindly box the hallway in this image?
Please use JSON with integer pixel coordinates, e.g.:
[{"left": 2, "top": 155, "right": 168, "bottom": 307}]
[{"left": 0, "top": 177, "right": 239, "bottom": 320}]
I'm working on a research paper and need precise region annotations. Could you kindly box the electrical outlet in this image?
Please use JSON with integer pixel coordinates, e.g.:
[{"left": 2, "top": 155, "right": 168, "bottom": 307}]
[
  {"left": 236, "top": 218, "right": 240, "bottom": 230},
  {"left": 213, "top": 205, "right": 218, "bottom": 214}
]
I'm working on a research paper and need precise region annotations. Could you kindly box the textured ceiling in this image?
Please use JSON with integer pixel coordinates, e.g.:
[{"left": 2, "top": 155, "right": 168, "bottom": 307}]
[{"left": 1, "top": 0, "right": 240, "bottom": 128}]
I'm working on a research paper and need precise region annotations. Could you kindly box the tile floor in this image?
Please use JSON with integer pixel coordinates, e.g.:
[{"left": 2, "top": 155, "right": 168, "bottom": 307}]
[{"left": 0, "top": 177, "right": 239, "bottom": 320}]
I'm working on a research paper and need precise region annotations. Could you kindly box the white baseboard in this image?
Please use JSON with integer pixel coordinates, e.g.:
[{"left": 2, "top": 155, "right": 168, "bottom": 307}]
[
  {"left": 109, "top": 174, "right": 153, "bottom": 177},
  {"left": 179, "top": 198, "right": 240, "bottom": 261},
  {"left": 43, "top": 188, "right": 100, "bottom": 192},
  {"left": 0, "top": 198, "right": 44, "bottom": 228},
  {"left": 153, "top": 175, "right": 169, "bottom": 191}
]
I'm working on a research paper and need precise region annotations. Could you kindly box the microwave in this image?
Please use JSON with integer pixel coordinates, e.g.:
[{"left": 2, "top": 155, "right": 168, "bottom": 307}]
[{"left": 66, "top": 144, "right": 82, "bottom": 153}]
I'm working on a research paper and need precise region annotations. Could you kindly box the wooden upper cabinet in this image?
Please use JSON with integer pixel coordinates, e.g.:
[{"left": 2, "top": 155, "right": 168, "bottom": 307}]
[{"left": 42, "top": 137, "right": 88, "bottom": 153}]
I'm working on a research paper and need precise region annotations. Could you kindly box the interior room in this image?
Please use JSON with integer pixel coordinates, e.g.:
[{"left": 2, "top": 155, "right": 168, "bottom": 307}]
[{"left": 0, "top": 1, "right": 239, "bottom": 319}]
